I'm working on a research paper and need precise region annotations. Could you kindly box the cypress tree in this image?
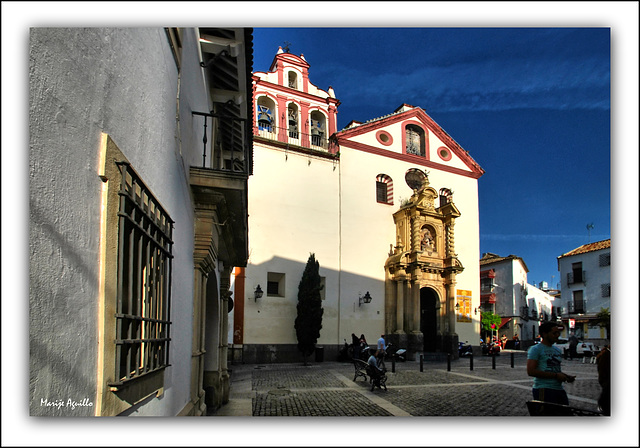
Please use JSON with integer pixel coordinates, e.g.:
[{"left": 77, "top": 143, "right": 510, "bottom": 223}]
[{"left": 295, "top": 253, "right": 324, "bottom": 365}]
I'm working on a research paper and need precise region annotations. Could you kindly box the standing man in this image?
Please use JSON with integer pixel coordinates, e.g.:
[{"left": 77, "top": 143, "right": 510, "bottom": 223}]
[
  {"left": 527, "top": 321, "right": 576, "bottom": 405},
  {"left": 596, "top": 345, "right": 611, "bottom": 415},
  {"left": 568, "top": 333, "right": 579, "bottom": 359},
  {"left": 376, "top": 334, "right": 387, "bottom": 369}
]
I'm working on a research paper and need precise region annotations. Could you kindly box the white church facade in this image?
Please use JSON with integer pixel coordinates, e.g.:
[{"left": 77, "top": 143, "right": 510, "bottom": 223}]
[{"left": 232, "top": 48, "right": 485, "bottom": 362}]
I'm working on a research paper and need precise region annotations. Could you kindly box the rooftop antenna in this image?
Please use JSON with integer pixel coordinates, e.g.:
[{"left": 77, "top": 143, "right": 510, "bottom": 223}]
[{"left": 586, "top": 223, "right": 594, "bottom": 242}]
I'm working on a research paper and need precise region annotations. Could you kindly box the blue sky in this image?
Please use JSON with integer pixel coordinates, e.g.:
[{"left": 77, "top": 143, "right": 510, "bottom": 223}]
[{"left": 253, "top": 27, "right": 611, "bottom": 288}]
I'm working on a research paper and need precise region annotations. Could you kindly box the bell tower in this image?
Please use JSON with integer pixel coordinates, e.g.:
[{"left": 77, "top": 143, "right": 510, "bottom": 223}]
[{"left": 384, "top": 170, "right": 464, "bottom": 359}]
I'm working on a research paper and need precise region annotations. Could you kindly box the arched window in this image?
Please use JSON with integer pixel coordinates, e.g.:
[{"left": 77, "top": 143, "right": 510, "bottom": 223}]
[
  {"left": 405, "top": 124, "right": 425, "bottom": 157},
  {"left": 376, "top": 174, "right": 393, "bottom": 205},
  {"left": 309, "top": 111, "right": 326, "bottom": 148},
  {"left": 288, "top": 71, "right": 298, "bottom": 89},
  {"left": 287, "top": 104, "right": 299, "bottom": 139},
  {"left": 256, "top": 96, "right": 276, "bottom": 132},
  {"left": 439, "top": 188, "right": 453, "bottom": 207}
]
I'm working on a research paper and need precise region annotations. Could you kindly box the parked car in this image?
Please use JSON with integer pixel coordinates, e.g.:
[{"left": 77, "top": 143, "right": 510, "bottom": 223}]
[{"left": 554, "top": 338, "right": 598, "bottom": 357}]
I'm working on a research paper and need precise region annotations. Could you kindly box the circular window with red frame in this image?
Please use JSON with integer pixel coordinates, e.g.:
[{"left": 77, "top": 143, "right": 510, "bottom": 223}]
[
  {"left": 437, "top": 146, "right": 452, "bottom": 161},
  {"left": 376, "top": 130, "right": 393, "bottom": 146}
]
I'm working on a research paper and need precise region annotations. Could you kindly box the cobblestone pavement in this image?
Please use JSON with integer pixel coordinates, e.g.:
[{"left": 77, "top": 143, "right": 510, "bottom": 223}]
[{"left": 214, "top": 351, "right": 603, "bottom": 417}]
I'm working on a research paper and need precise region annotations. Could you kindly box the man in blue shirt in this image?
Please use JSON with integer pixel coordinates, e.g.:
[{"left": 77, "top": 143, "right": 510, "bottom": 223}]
[
  {"left": 376, "top": 334, "right": 387, "bottom": 369},
  {"left": 527, "top": 321, "right": 576, "bottom": 405}
]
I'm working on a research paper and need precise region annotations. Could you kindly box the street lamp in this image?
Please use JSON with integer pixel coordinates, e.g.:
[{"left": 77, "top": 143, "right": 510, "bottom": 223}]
[
  {"left": 358, "top": 291, "right": 372, "bottom": 307},
  {"left": 253, "top": 285, "right": 264, "bottom": 302}
]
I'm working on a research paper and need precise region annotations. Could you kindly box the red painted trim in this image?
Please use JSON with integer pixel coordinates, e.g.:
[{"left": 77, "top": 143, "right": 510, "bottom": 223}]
[
  {"left": 269, "top": 52, "right": 311, "bottom": 71},
  {"left": 276, "top": 95, "right": 289, "bottom": 142},
  {"left": 233, "top": 267, "right": 245, "bottom": 344},
  {"left": 338, "top": 140, "right": 483, "bottom": 179},
  {"left": 375, "top": 130, "right": 393, "bottom": 146},
  {"left": 300, "top": 101, "right": 310, "bottom": 147},
  {"left": 253, "top": 135, "right": 339, "bottom": 160},
  {"left": 481, "top": 293, "right": 496, "bottom": 304},
  {"left": 255, "top": 92, "right": 278, "bottom": 103},
  {"left": 480, "top": 269, "right": 496, "bottom": 278},
  {"left": 376, "top": 174, "right": 394, "bottom": 204},
  {"left": 337, "top": 107, "right": 485, "bottom": 177},
  {"left": 437, "top": 146, "right": 452, "bottom": 162},
  {"left": 256, "top": 80, "right": 334, "bottom": 106}
]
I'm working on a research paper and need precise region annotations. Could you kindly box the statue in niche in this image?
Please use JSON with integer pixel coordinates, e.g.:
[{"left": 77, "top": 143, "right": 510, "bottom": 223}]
[{"left": 421, "top": 227, "right": 435, "bottom": 253}]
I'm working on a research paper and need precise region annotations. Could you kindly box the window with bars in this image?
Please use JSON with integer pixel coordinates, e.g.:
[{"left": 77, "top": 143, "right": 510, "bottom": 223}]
[
  {"left": 267, "top": 272, "right": 285, "bottom": 297},
  {"left": 601, "top": 283, "right": 610, "bottom": 298},
  {"left": 599, "top": 252, "right": 610, "bottom": 267},
  {"left": 405, "top": 124, "right": 425, "bottom": 157},
  {"left": 376, "top": 174, "right": 393, "bottom": 205},
  {"left": 111, "top": 162, "right": 173, "bottom": 386}
]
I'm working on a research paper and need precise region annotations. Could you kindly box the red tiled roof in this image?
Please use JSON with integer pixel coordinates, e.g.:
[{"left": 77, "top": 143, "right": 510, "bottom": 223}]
[
  {"left": 479, "top": 253, "right": 529, "bottom": 272},
  {"left": 558, "top": 239, "right": 610, "bottom": 259}
]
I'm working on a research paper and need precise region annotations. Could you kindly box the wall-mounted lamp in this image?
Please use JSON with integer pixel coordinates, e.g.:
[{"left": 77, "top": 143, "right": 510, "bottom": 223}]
[
  {"left": 359, "top": 291, "right": 372, "bottom": 307},
  {"left": 253, "top": 285, "right": 264, "bottom": 302},
  {"left": 474, "top": 307, "right": 478, "bottom": 315},
  {"left": 455, "top": 302, "right": 461, "bottom": 311}
]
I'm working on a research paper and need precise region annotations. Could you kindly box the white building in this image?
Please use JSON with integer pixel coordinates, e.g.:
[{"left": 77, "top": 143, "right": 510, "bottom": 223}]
[
  {"left": 29, "top": 27, "right": 253, "bottom": 416},
  {"left": 557, "top": 239, "right": 611, "bottom": 345},
  {"left": 236, "top": 49, "right": 485, "bottom": 362},
  {"left": 479, "top": 253, "right": 555, "bottom": 344}
]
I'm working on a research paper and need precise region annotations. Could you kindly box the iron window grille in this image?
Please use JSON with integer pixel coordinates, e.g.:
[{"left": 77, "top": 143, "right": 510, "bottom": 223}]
[
  {"left": 376, "top": 181, "right": 388, "bottom": 203},
  {"left": 110, "top": 162, "right": 174, "bottom": 387},
  {"left": 599, "top": 253, "right": 610, "bottom": 267},
  {"left": 405, "top": 125, "right": 425, "bottom": 157},
  {"left": 568, "top": 299, "right": 585, "bottom": 314},
  {"left": 601, "top": 283, "right": 610, "bottom": 298},
  {"left": 567, "top": 270, "right": 586, "bottom": 284}
]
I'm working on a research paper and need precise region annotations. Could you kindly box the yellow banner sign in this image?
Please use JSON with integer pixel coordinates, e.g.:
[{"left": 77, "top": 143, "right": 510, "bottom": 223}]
[{"left": 456, "top": 290, "right": 472, "bottom": 323}]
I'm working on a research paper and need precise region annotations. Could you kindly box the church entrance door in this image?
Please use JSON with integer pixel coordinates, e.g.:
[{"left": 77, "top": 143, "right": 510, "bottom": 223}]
[{"left": 420, "top": 287, "right": 439, "bottom": 352}]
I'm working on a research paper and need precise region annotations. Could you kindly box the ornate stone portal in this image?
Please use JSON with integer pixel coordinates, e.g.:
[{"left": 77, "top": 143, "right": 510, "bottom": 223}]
[{"left": 384, "top": 172, "right": 464, "bottom": 359}]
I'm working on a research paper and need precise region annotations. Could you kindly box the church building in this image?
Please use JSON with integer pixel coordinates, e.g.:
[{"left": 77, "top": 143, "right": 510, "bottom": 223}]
[{"left": 233, "top": 48, "right": 485, "bottom": 362}]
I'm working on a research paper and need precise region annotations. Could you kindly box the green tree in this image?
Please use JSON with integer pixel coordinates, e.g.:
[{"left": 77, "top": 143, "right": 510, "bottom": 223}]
[
  {"left": 596, "top": 307, "right": 611, "bottom": 340},
  {"left": 295, "top": 253, "right": 324, "bottom": 365},
  {"left": 480, "top": 311, "right": 501, "bottom": 340}
]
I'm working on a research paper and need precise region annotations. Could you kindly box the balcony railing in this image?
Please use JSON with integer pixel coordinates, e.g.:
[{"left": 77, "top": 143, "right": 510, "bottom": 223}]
[
  {"left": 193, "top": 111, "right": 251, "bottom": 174},
  {"left": 568, "top": 301, "right": 586, "bottom": 314},
  {"left": 255, "top": 124, "right": 333, "bottom": 153},
  {"left": 567, "top": 271, "right": 586, "bottom": 285}
]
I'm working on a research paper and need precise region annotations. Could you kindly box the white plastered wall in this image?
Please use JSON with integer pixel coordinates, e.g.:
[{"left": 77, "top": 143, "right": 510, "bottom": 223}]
[{"left": 245, "top": 141, "right": 341, "bottom": 344}]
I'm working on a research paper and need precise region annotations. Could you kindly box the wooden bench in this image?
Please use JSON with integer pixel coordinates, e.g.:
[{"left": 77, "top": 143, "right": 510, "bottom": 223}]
[{"left": 352, "top": 359, "right": 369, "bottom": 382}]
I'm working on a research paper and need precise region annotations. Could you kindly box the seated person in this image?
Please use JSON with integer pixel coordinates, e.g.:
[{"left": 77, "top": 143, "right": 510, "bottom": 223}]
[
  {"left": 367, "top": 349, "right": 384, "bottom": 374},
  {"left": 366, "top": 348, "right": 386, "bottom": 390}
]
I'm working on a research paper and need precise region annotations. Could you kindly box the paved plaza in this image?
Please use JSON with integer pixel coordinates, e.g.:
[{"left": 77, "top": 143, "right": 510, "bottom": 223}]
[{"left": 212, "top": 351, "right": 603, "bottom": 417}]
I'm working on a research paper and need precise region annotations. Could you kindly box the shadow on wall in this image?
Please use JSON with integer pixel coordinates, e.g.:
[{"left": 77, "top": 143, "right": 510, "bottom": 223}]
[
  {"left": 29, "top": 203, "right": 102, "bottom": 416},
  {"left": 240, "top": 255, "right": 386, "bottom": 363}
]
